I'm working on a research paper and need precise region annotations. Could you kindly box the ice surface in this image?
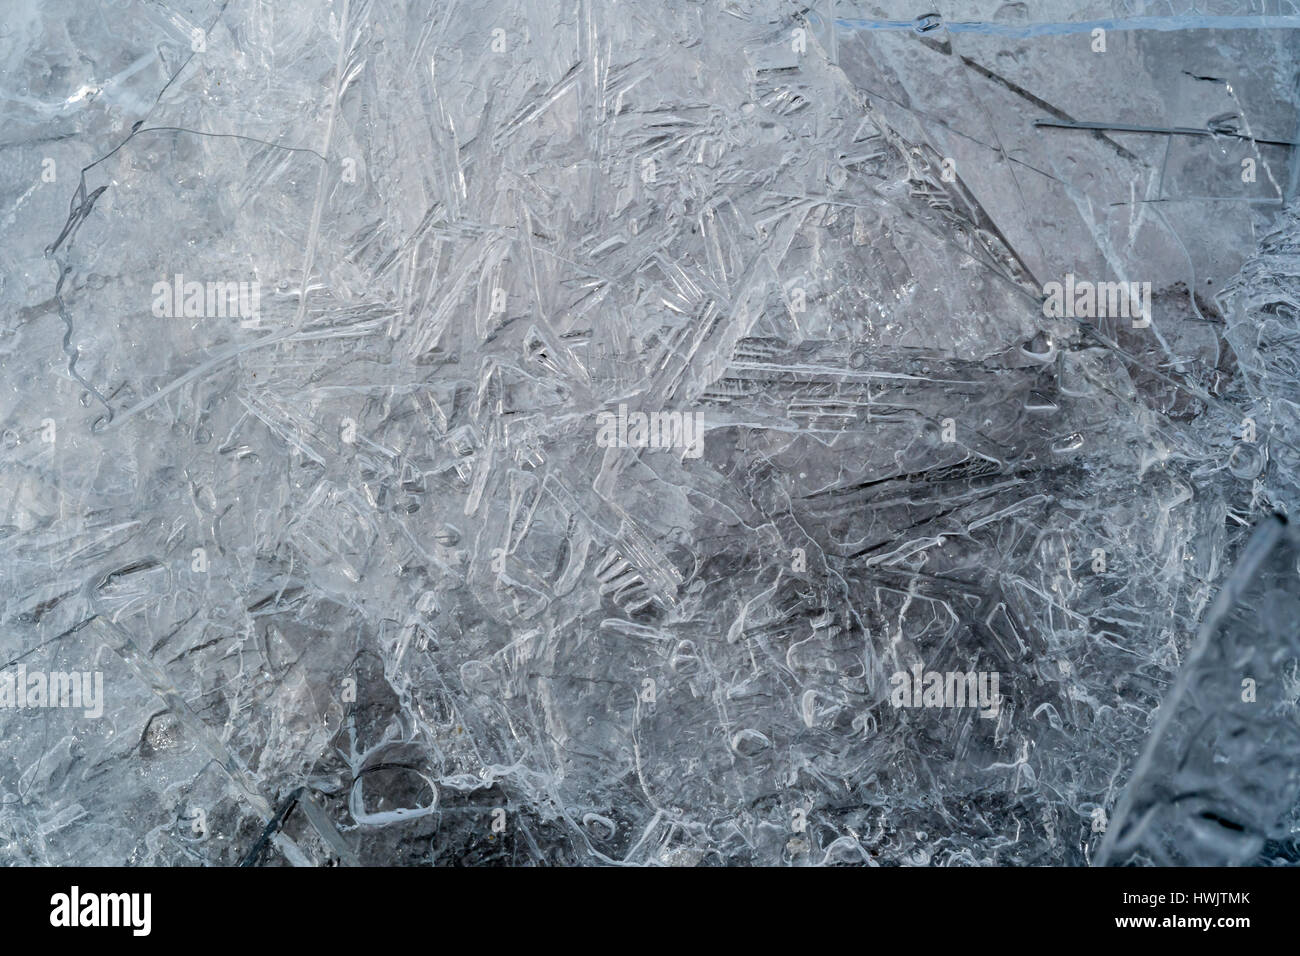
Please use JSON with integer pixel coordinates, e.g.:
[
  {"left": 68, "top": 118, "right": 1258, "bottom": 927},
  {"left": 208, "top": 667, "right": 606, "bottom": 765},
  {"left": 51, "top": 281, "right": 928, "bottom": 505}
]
[{"left": 1, "top": 0, "right": 1299, "bottom": 865}]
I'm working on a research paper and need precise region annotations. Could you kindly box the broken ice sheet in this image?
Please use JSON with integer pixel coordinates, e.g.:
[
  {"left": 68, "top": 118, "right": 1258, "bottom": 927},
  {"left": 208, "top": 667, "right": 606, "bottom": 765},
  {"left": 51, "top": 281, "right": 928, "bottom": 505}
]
[{"left": 1, "top": 0, "right": 1299, "bottom": 865}]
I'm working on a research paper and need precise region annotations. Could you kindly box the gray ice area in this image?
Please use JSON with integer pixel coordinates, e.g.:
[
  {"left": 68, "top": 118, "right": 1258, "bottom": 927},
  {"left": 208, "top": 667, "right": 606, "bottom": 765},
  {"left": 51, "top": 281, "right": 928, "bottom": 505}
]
[{"left": 1, "top": 0, "right": 1299, "bottom": 865}]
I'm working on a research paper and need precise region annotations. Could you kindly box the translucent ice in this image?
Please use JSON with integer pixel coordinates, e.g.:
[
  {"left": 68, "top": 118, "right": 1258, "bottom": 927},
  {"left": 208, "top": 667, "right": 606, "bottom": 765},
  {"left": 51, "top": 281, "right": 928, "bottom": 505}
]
[{"left": 1, "top": 0, "right": 1298, "bottom": 865}]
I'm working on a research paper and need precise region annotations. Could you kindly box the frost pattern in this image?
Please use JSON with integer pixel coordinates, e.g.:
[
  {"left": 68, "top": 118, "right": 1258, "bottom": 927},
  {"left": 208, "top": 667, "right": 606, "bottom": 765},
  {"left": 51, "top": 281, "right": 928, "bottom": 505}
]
[{"left": 2, "top": 0, "right": 1299, "bottom": 865}]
